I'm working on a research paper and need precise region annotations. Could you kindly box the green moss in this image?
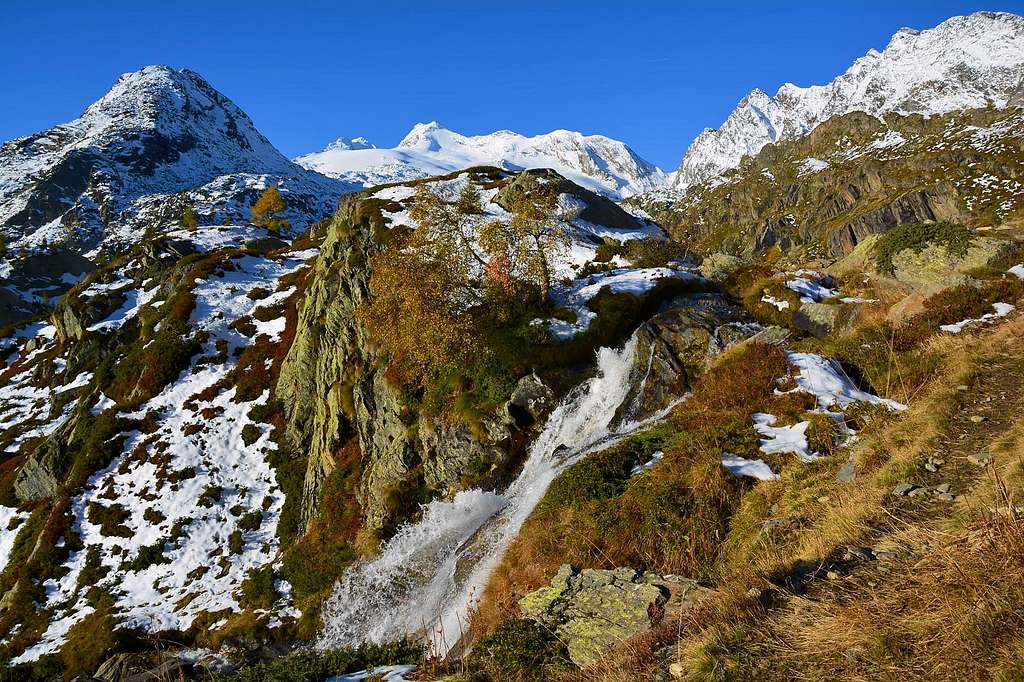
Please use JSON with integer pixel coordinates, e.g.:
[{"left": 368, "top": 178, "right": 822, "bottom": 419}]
[
  {"left": 239, "top": 566, "right": 279, "bottom": 610},
  {"left": 241, "top": 423, "right": 262, "bottom": 447}
]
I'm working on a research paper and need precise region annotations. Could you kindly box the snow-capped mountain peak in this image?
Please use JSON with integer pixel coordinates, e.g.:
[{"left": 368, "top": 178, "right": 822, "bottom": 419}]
[
  {"left": 297, "top": 122, "right": 668, "bottom": 199},
  {"left": 323, "top": 136, "right": 376, "bottom": 151},
  {"left": 397, "top": 121, "right": 446, "bottom": 150},
  {"left": 0, "top": 65, "right": 343, "bottom": 251},
  {"left": 673, "top": 11, "right": 1024, "bottom": 189}
]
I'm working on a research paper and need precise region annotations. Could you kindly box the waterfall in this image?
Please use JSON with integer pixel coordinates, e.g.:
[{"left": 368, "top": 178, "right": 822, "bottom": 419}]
[{"left": 317, "top": 332, "right": 671, "bottom": 656}]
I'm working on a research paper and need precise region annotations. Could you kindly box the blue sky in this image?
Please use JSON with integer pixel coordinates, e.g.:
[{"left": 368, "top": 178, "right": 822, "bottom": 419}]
[{"left": 4, "top": 1, "right": 1023, "bottom": 168}]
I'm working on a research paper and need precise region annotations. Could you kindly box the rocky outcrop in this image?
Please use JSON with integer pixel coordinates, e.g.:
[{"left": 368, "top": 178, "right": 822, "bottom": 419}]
[
  {"left": 619, "top": 294, "right": 755, "bottom": 421},
  {"left": 825, "top": 183, "right": 963, "bottom": 256},
  {"left": 890, "top": 237, "right": 1014, "bottom": 294},
  {"left": 641, "top": 105, "right": 1022, "bottom": 259},
  {"left": 277, "top": 193, "right": 380, "bottom": 530},
  {"left": 519, "top": 564, "right": 711, "bottom": 668},
  {"left": 277, "top": 193, "right": 550, "bottom": 534}
]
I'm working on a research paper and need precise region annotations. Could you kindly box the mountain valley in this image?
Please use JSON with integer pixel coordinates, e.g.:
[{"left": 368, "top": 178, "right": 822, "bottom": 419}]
[{"left": 1, "top": 10, "right": 1023, "bottom": 682}]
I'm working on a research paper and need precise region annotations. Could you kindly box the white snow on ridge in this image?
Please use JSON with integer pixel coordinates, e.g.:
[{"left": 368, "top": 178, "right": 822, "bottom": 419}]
[
  {"left": 0, "top": 65, "right": 344, "bottom": 258},
  {"left": 7, "top": 238, "right": 315, "bottom": 662},
  {"left": 674, "top": 12, "right": 1024, "bottom": 188},
  {"left": 297, "top": 122, "right": 667, "bottom": 200}
]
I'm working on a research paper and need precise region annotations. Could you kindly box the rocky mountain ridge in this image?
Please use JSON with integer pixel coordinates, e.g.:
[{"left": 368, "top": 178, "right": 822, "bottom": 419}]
[{"left": 673, "top": 11, "right": 1024, "bottom": 189}]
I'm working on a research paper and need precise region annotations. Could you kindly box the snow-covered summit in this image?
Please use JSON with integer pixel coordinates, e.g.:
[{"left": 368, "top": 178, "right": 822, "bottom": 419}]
[
  {"left": 324, "top": 136, "right": 376, "bottom": 151},
  {"left": 673, "top": 11, "right": 1024, "bottom": 189},
  {"left": 0, "top": 65, "right": 343, "bottom": 252},
  {"left": 296, "top": 122, "right": 668, "bottom": 200}
]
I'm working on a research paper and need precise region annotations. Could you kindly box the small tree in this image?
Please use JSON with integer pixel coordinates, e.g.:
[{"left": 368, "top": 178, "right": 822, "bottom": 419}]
[
  {"left": 251, "top": 187, "right": 289, "bottom": 233},
  {"left": 479, "top": 180, "right": 569, "bottom": 301},
  {"left": 0, "top": 234, "right": 6, "bottom": 259},
  {"left": 181, "top": 205, "right": 199, "bottom": 232},
  {"left": 409, "top": 184, "right": 489, "bottom": 272}
]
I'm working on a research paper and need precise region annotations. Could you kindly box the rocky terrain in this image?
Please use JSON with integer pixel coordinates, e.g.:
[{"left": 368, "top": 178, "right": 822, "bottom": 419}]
[
  {"left": 636, "top": 105, "right": 1023, "bottom": 258},
  {"left": 0, "top": 10, "right": 1023, "bottom": 682}
]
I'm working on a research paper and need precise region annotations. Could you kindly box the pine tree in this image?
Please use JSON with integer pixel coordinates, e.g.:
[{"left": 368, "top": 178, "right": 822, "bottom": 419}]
[
  {"left": 0, "top": 234, "right": 7, "bottom": 259},
  {"left": 181, "top": 206, "right": 199, "bottom": 232},
  {"left": 251, "top": 187, "right": 289, "bottom": 233}
]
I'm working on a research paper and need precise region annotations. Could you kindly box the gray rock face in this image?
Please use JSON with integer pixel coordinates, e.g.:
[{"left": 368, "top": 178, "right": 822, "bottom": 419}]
[
  {"left": 620, "top": 294, "right": 755, "bottom": 422},
  {"left": 13, "top": 435, "right": 66, "bottom": 502},
  {"left": 519, "top": 564, "right": 711, "bottom": 668},
  {"left": 826, "top": 184, "right": 964, "bottom": 257}
]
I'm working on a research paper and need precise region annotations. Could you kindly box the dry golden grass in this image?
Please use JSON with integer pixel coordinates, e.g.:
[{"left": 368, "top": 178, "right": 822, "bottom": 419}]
[{"left": 571, "top": 314, "right": 1024, "bottom": 681}]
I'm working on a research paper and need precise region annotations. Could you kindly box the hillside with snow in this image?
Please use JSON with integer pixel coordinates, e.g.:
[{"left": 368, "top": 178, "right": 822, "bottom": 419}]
[
  {"left": 294, "top": 122, "right": 668, "bottom": 200},
  {"left": 673, "top": 11, "right": 1024, "bottom": 189}
]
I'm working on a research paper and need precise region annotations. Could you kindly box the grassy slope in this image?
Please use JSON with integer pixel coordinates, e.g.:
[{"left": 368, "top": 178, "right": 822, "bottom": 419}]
[{"left": 448, "top": 247, "right": 1024, "bottom": 680}]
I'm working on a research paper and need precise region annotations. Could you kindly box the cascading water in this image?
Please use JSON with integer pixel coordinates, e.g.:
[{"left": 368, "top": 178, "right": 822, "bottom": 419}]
[{"left": 317, "top": 332, "right": 673, "bottom": 656}]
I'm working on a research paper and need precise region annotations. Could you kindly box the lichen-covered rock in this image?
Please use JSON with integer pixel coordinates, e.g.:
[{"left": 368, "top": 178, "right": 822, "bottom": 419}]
[
  {"left": 793, "top": 301, "right": 861, "bottom": 338},
  {"left": 890, "top": 237, "right": 1012, "bottom": 294},
  {"left": 519, "top": 564, "right": 711, "bottom": 668}
]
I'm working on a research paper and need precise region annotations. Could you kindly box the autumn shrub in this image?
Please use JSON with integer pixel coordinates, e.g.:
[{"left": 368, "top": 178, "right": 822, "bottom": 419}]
[
  {"left": 623, "top": 237, "right": 690, "bottom": 268},
  {"left": 893, "top": 276, "right": 1024, "bottom": 351},
  {"left": 60, "top": 592, "right": 124, "bottom": 678},
  {"left": 281, "top": 442, "right": 362, "bottom": 600}
]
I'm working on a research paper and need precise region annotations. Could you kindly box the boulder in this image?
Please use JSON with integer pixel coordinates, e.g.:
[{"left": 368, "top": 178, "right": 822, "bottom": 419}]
[
  {"left": 889, "top": 237, "right": 1011, "bottom": 295},
  {"left": 697, "top": 253, "right": 743, "bottom": 281},
  {"left": 519, "top": 564, "right": 711, "bottom": 668},
  {"left": 14, "top": 435, "right": 66, "bottom": 502},
  {"left": 793, "top": 302, "right": 861, "bottom": 338},
  {"left": 507, "top": 373, "right": 555, "bottom": 426}
]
